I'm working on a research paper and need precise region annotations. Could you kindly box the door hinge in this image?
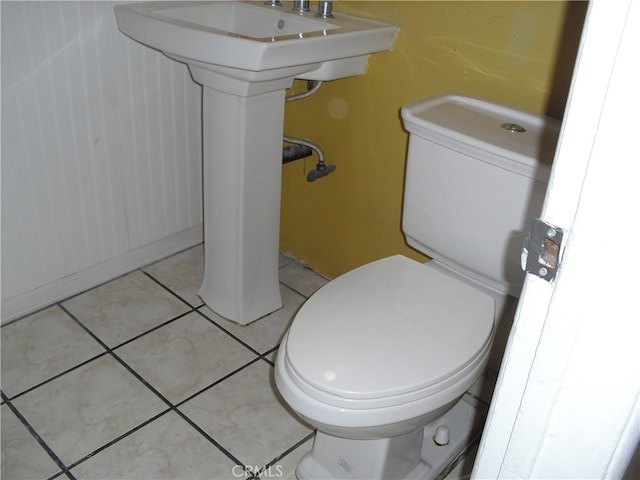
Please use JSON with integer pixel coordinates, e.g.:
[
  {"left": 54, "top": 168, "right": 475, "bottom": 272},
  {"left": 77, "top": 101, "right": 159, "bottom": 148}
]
[{"left": 521, "top": 218, "right": 564, "bottom": 282}]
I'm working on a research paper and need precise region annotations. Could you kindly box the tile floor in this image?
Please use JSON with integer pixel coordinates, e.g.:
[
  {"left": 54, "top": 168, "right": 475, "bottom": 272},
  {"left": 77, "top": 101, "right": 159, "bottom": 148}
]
[{"left": 1, "top": 245, "right": 493, "bottom": 480}]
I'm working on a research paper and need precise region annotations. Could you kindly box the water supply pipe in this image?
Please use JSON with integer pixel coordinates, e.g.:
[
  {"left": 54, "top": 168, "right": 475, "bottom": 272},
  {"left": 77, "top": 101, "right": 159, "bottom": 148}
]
[
  {"left": 284, "top": 81, "right": 336, "bottom": 182},
  {"left": 283, "top": 135, "right": 336, "bottom": 181}
]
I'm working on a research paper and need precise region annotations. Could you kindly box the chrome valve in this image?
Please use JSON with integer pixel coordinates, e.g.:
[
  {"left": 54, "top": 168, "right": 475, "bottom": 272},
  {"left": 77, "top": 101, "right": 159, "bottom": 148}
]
[
  {"left": 316, "top": 1, "right": 333, "bottom": 18},
  {"left": 292, "top": 0, "right": 310, "bottom": 12}
]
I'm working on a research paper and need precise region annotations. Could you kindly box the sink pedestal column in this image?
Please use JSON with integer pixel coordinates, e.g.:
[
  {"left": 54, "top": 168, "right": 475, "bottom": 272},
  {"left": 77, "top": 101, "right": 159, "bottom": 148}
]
[{"left": 197, "top": 77, "right": 291, "bottom": 324}]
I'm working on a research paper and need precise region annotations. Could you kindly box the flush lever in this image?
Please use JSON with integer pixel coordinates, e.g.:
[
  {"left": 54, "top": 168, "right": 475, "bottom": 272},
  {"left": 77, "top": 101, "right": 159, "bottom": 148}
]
[{"left": 521, "top": 218, "right": 564, "bottom": 282}]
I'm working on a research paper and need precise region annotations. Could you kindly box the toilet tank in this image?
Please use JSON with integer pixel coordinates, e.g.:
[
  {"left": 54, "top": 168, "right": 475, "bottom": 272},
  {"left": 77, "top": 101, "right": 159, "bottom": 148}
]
[{"left": 400, "top": 94, "right": 561, "bottom": 296}]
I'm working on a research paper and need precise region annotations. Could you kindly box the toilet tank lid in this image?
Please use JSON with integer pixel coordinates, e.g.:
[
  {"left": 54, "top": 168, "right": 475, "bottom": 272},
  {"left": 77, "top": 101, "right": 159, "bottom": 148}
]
[
  {"left": 401, "top": 93, "right": 561, "bottom": 180},
  {"left": 285, "top": 256, "right": 495, "bottom": 404}
]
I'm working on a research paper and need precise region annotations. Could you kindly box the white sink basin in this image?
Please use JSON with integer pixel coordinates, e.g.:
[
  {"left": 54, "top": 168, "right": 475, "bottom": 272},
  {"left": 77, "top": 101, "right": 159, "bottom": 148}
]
[{"left": 114, "top": 1, "right": 398, "bottom": 83}]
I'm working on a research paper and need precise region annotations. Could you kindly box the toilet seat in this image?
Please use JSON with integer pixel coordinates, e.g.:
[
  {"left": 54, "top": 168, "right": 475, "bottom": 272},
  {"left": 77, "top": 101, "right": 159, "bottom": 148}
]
[{"left": 284, "top": 255, "right": 495, "bottom": 410}]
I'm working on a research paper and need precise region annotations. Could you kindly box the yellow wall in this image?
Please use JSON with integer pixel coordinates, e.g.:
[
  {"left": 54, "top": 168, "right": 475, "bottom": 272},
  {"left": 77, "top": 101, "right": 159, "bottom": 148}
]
[{"left": 281, "top": 1, "right": 586, "bottom": 279}]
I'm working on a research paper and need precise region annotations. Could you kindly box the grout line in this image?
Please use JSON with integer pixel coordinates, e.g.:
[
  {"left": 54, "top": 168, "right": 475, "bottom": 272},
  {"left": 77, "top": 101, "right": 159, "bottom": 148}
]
[
  {"left": 260, "top": 350, "right": 277, "bottom": 367},
  {"left": 174, "top": 356, "right": 264, "bottom": 409},
  {"left": 277, "top": 280, "right": 312, "bottom": 300},
  {"left": 261, "top": 430, "right": 315, "bottom": 474},
  {"left": 109, "top": 308, "right": 195, "bottom": 351},
  {"left": 1, "top": 391, "right": 77, "bottom": 480},
  {"left": 195, "top": 307, "right": 265, "bottom": 357},
  {"left": 3, "top": 349, "right": 111, "bottom": 403},
  {"left": 64, "top": 408, "right": 174, "bottom": 472},
  {"left": 279, "top": 281, "right": 312, "bottom": 302},
  {"left": 140, "top": 269, "right": 202, "bottom": 309},
  {"left": 46, "top": 470, "right": 69, "bottom": 480},
  {"left": 171, "top": 407, "right": 248, "bottom": 472}
]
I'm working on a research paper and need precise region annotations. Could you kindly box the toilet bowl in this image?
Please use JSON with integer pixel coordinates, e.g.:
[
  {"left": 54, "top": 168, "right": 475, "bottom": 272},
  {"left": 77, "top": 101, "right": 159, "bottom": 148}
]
[
  {"left": 276, "top": 256, "right": 494, "bottom": 438},
  {"left": 274, "top": 94, "right": 560, "bottom": 479}
]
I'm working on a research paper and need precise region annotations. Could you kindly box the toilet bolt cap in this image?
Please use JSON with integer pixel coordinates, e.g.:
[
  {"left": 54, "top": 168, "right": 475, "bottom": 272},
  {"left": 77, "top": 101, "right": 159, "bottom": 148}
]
[{"left": 433, "top": 425, "right": 450, "bottom": 446}]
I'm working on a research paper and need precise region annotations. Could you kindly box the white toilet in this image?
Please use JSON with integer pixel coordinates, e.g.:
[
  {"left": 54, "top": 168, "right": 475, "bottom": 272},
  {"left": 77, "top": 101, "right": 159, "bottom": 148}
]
[{"left": 274, "top": 94, "right": 560, "bottom": 479}]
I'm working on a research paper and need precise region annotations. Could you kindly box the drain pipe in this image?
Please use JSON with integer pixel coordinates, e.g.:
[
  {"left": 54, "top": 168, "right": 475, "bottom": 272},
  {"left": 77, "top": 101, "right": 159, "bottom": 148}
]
[{"left": 284, "top": 81, "right": 336, "bottom": 182}]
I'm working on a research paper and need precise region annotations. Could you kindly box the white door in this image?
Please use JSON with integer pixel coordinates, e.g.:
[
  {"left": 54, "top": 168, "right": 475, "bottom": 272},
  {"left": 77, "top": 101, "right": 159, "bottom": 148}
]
[{"left": 473, "top": 1, "right": 640, "bottom": 478}]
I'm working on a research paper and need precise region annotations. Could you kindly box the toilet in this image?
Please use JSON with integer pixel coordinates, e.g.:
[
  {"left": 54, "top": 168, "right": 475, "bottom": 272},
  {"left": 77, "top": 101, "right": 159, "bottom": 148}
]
[{"left": 274, "top": 94, "right": 560, "bottom": 479}]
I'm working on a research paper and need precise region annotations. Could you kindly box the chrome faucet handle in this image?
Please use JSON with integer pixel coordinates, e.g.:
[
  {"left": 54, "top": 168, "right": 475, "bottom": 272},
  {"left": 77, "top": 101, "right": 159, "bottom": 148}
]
[
  {"left": 292, "top": 0, "right": 310, "bottom": 12},
  {"left": 316, "top": 0, "right": 333, "bottom": 18},
  {"left": 264, "top": 0, "right": 281, "bottom": 5}
]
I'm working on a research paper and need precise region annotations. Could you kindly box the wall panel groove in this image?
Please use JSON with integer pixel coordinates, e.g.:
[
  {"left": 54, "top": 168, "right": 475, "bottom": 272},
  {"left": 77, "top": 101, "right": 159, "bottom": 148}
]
[{"left": 1, "top": 1, "right": 203, "bottom": 322}]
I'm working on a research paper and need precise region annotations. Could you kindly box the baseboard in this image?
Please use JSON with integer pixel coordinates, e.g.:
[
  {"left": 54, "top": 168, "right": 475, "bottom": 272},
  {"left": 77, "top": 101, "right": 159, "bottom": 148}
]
[{"left": 1, "top": 225, "right": 203, "bottom": 325}]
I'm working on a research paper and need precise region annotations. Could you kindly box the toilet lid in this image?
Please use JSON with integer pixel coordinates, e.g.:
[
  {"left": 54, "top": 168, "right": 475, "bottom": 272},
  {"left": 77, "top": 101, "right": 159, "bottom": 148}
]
[{"left": 285, "top": 255, "right": 495, "bottom": 406}]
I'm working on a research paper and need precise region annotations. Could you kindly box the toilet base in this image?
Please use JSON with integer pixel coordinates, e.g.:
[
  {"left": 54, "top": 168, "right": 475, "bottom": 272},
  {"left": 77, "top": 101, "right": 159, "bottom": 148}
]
[{"left": 296, "top": 398, "right": 484, "bottom": 480}]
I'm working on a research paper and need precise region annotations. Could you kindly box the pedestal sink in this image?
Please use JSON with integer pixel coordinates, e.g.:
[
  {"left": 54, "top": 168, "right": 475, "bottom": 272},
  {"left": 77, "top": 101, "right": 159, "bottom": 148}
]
[{"left": 115, "top": 1, "right": 398, "bottom": 324}]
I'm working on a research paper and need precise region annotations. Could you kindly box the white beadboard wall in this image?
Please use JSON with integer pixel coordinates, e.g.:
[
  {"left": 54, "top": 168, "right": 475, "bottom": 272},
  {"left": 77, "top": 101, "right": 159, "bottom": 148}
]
[{"left": 1, "top": 1, "right": 203, "bottom": 323}]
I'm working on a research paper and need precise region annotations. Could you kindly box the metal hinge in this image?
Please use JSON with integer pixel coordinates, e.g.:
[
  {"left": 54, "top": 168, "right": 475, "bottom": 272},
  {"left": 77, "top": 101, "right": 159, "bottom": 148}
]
[{"left": 521, "top": 218, "right": 564, "bottom": 282}]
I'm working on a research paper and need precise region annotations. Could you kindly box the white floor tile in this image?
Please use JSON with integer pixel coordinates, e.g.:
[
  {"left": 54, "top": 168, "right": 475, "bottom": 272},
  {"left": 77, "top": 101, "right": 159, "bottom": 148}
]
[
  {"left": 12, "top": 354, "right": 167, "bottom": 466},
  {"left": 71, "top": 411, "right": 241, "bottom": 479},
  {"left": 144, "top": 245, "right": 205, "bottom": 307},
  {"left": 0, "top": 305, "right": 104, "bottom": 397},
  {"left": 116, "top": 312, "right": 257, "bottom": 404},
  {"left": 279, "top": 253, "right": 294, "bottom": 268},
  {"left": 179, "top": 360, "right": 312, "bottom": 471},
  {"left": 0, "top": 404, "right": 61, "bottom": 480},
  {"left": 278, "top": 262, "right": 328, "bottom": 297},
  {"left": 62, "top": 271, "right": 190, "bottom": 347}
]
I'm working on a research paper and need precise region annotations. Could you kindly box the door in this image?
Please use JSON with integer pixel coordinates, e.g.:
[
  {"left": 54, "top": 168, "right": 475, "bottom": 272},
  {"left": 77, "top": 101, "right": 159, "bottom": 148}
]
[{"left": 473, "top": 1, "right": 640, "bottom": 478}]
